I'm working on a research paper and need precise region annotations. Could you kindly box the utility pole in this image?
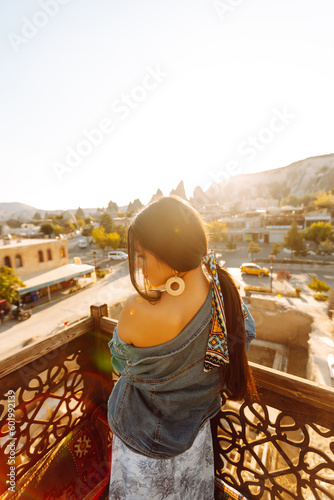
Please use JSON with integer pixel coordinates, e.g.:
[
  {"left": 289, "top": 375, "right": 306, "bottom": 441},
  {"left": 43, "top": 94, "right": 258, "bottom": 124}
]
[{"left": 270, "top": 255, "right": 275, "bottom": 293}]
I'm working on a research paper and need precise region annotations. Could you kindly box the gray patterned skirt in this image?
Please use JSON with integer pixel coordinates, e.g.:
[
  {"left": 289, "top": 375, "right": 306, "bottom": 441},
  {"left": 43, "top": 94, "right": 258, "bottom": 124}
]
[{"left": 109, "top": 421, "right": 214, "bottom": 500}]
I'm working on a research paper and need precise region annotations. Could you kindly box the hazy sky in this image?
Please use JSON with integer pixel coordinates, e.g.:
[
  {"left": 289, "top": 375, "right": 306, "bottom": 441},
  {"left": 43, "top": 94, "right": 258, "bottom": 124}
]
[{"left": 1, "top": 0, "right": 334, "bottom": 210}]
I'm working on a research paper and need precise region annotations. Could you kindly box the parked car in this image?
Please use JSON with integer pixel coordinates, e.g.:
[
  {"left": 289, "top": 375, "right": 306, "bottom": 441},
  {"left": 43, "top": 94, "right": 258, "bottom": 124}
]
[
  {"left": 107, "top": 250, "right": 128, "bottom": 260},
  {"left": 78, "top": 239, "right": 88, "bottom": 248},
  {"left": 240, "top": 263, "right": 269, "bottom": 277}
]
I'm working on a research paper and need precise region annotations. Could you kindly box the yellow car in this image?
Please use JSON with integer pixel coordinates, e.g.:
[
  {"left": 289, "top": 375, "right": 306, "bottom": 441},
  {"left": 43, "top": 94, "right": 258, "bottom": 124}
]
[{"left": 240, "top": 263, "right": 269, "bottom": 277}]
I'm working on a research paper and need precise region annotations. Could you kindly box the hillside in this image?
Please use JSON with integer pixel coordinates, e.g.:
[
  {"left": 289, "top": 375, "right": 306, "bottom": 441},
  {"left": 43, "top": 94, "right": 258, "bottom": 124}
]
[
  {"left": 0, "top": 202, "right": 43, "bottom": 221},
  {"left": 192, "top": 153, "right": 334, "bottom": 206}
]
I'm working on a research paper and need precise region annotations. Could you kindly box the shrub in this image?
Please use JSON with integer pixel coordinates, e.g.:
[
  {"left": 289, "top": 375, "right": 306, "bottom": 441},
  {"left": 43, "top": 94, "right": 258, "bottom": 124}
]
[
  {"left": 307, "top": 275, "right": 331, "bottom": 292},
  {"left": 313, "top": 293, "right": 328, "bottom": 301},
  {"left": 96, "top": 269, "right": 107, "bottom": 278},
  {"left": 276, "top": 270, "right": 291, "bottom": 282},
  {"left": 295, "top": 287, "right": 302, "bottom": 297}
]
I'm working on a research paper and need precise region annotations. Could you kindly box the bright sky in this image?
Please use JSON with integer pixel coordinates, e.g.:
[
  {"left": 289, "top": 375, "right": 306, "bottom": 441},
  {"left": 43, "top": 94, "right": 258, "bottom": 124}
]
[{"left": 1, "top": 0, "right": 334, "bottom": 210}]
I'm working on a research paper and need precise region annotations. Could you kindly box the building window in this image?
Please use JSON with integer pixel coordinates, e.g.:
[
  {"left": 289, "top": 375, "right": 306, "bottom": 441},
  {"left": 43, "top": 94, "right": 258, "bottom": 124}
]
[
  {"left": 15, "top": 254, "right": 23, "bottom": 268},
  {"left": 60, "top": 247, "right": 66, "bottom": 258},
  {"left": 4, "top": 256, "right": 12, "bottom": 268},
  {"left": 47, "top": 249, "right": 52, "bottom": 261},
  {"left": 38, "top": 250, "right": 44, "bottom": 263}
]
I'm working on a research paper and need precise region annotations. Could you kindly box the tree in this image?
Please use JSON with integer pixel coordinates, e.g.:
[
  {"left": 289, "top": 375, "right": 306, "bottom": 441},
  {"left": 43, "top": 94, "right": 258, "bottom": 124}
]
[
  {"left": 284, "top": 221, "right": 304, "bottom": 257},
  {"left": 0, "top": 266, "right": 25, "bottom": 303},
  {"left": 114, "top": 224, "right": 127, "bottom": 247},
  {"left": 100, "top": 213, "right": 113, "bottom": 233},
  {"left": 105, "top": 232, "right": 120, "bottom": 250},
  {"left": 40, "top": 222, "right": 54, "bottom": 236},
  {"left": 320, "top": 239, "right": 334, "bottom": 255},
  {"left": 82, "top": 226, "right": 93, "bottom": 237},
  {"left": 92, "top": 227, "right": 107, "bottom": 255},
  {"left": 32, "top": 212, "right": 42, "bottom": 220},
  {"left": 63, "top": 221, "right": 75, "bottom": 234},
  {"left": 304, "top": 222, "right": 333, "bottom": 248},
  {"left": 54, "top": 224, "right": 62, "bottom": 237},
  {"left": 312, "top": 191, "right": 334, "bottom": 208},
  {"left": 6, "top": 218, "right": 21, "bottom": 228},
  {"left": 75, "top": 218, "right": 85, "bottom": 229},
  {"left": 270, "top": 242, "right": 282, "bottom": 257},
  {"left": 247, "top": 241, "right": 262, "bottom": 261},
  {"left": 280, "top": 193, "right": 301, "bottom": 207},
  {"left": 206, "top": 221, "right": 227, "bottom": 245}
]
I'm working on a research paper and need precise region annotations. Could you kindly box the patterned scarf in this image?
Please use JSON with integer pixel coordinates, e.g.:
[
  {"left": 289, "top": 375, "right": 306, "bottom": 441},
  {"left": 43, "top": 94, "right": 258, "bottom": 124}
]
[{"left": 202, "top": 252, "right": 229, "bottom": 372}]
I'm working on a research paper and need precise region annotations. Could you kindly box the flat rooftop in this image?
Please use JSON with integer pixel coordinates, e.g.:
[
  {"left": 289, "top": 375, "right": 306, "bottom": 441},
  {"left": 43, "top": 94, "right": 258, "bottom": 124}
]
[
  {"left": 18, "top": 263, "right": 95, "bottom": 294},
  {"left": 0, "top": 238, "right": 66, "bottom": 249}
]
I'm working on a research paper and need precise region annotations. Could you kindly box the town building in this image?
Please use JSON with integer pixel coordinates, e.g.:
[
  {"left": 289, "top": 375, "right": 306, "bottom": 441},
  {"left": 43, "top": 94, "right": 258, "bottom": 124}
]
[{"left": 0, "top": 238, "right": 69, "bottom": 279}]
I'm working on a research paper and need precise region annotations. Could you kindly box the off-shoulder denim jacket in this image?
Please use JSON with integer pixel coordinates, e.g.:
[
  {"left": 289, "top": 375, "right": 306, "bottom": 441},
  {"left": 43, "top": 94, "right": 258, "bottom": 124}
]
[{"left": 107, "top": 287, "right": 255, "bottom": 459}]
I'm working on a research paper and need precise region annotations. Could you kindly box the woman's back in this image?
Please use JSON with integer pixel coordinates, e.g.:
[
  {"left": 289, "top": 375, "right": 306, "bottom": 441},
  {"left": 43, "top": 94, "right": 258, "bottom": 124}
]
[
  {"left": 108, "top": 282, "right": 222, "bottom": 458},
  {"left": 117, "top": 265, "right": 211, "bottom": 347}
]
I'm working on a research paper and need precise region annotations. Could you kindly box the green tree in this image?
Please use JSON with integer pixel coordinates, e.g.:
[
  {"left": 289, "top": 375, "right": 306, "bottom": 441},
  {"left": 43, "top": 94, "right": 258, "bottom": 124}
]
[
  {"left": 100, "top": 213, "right": 114, "bottom": 233},
  {"left": 75, "top": 218, "right": 85, "bottom": 229},
  {"left": 54, "top": 224, "right": 62, "bottom": 237},
  {"left": 280, "top": 193, "right": 301, "bottom": 207},
  {"left": 105, "top": 232, "right": 120, "bottom": 250},
  {"left": 0, "top": 266, "right": 25, "bottom": 303},
  {"left": 6, "top": 218, "right": 21, "bottom": 228},
  {"left": 40, "top": 222, "right": 54, "bottom": 236},
  {"left": 206, "top": 221, "right": 227, "bottom": 245},
  {"left": 63, "top": 221, "right": 75, "bottom": 234},
  {"left": 247, "top": 241, "right": 262, "bottom": 261},
  {"left": 304, "top": 222, "right": 333, "bottom": 248},
  {"left": 270, "top": 242, "right": 282, "bottom": 257},
  {"left": 284, "top": 221, "right": 304, "bottom": 257},
  {"left": 82, "top": 226, "right": 93, "bottom": 237},
  {"left": 114, "top": 224, "right": 127, "bottom": 248},
  {"left": 32, "top": 212, "right": 42, "bottom": 220}
]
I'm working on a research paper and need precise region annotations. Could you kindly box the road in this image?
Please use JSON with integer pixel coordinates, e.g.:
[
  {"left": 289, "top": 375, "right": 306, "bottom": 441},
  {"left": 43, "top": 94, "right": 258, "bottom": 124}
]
[{"left": 0, "top": 261, "right": 132, "bottom": 359}]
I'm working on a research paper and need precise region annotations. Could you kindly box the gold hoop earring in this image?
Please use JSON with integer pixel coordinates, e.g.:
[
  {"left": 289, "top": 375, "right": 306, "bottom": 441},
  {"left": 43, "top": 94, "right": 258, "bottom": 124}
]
[{"left": 165, "top": 271, "right": 185, "bottom": 296}]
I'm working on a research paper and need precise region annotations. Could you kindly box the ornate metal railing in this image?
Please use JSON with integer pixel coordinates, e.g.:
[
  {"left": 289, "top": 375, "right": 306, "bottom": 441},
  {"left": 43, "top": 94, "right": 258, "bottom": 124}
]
[
  {"left": 212, "top": 364, "right": 334, "bottom": 499},
  {"left": 0, "top": 304, "right": 333, "bottom": 499}
]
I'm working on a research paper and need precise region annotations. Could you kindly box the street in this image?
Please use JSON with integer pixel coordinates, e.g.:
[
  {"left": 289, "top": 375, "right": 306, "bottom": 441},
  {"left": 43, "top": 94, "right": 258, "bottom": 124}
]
[{"left": 0, "top": 261, "right": 132, "bottom": 360}]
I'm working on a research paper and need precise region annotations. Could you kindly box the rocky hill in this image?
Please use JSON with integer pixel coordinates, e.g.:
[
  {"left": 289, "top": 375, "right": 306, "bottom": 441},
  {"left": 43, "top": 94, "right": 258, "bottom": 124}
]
[
  {"left": 0, "top": 202, "right": 43, "bottom": 221},
  {"left": 191, "top": 153, "right": 334, "bottom": 207}
]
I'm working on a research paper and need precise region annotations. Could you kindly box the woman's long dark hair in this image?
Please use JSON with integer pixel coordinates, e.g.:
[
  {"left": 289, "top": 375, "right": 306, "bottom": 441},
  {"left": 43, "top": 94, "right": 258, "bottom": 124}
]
[{"left": 127, "top": 196, "right": 257, "bottom": 401}]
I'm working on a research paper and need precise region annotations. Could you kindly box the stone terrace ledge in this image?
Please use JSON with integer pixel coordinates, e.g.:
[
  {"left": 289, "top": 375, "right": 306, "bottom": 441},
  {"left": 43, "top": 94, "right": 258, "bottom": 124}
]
[{"left": 0, "top": 304, "right": 333, "bottom": 499}]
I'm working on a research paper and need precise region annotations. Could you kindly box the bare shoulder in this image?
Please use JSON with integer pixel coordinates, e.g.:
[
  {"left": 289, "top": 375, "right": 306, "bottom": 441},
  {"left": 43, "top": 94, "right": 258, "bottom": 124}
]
[{"left": 117, "top": 292, "right": 158, "bottom": 344}]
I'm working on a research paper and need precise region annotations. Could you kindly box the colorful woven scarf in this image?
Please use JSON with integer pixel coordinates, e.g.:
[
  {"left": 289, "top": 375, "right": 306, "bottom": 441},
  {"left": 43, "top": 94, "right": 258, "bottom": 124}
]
[{"left": 202, "top": 252, "right": 229, "bottom": 372}]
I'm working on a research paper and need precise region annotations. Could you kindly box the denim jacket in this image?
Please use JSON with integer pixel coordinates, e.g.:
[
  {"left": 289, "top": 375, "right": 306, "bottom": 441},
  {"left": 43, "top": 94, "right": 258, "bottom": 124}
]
[{"left": 107, "top": 287, "right": 255, "bottom": 459}]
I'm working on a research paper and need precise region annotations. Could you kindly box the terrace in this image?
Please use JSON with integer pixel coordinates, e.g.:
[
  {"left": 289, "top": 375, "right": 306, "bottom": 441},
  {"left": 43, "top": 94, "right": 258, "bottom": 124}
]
[{"left": 0, "top": 303, "right": 333, "bottom": 499}]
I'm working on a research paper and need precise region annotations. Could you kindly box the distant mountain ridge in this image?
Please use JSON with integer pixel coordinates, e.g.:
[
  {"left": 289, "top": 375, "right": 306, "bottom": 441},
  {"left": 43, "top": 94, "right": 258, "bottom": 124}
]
[
  {"left": 1, "top": 154, "right": 333, "bottom": 220},
  {"left": 191, "top": 153, "right": 334, "bottom": 207}
]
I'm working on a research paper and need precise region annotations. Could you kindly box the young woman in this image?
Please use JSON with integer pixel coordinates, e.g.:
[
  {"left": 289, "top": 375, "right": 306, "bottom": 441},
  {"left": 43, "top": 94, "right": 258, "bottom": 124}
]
[{"left": 108, "top": 196, "right": 256, "bottom": 499}]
